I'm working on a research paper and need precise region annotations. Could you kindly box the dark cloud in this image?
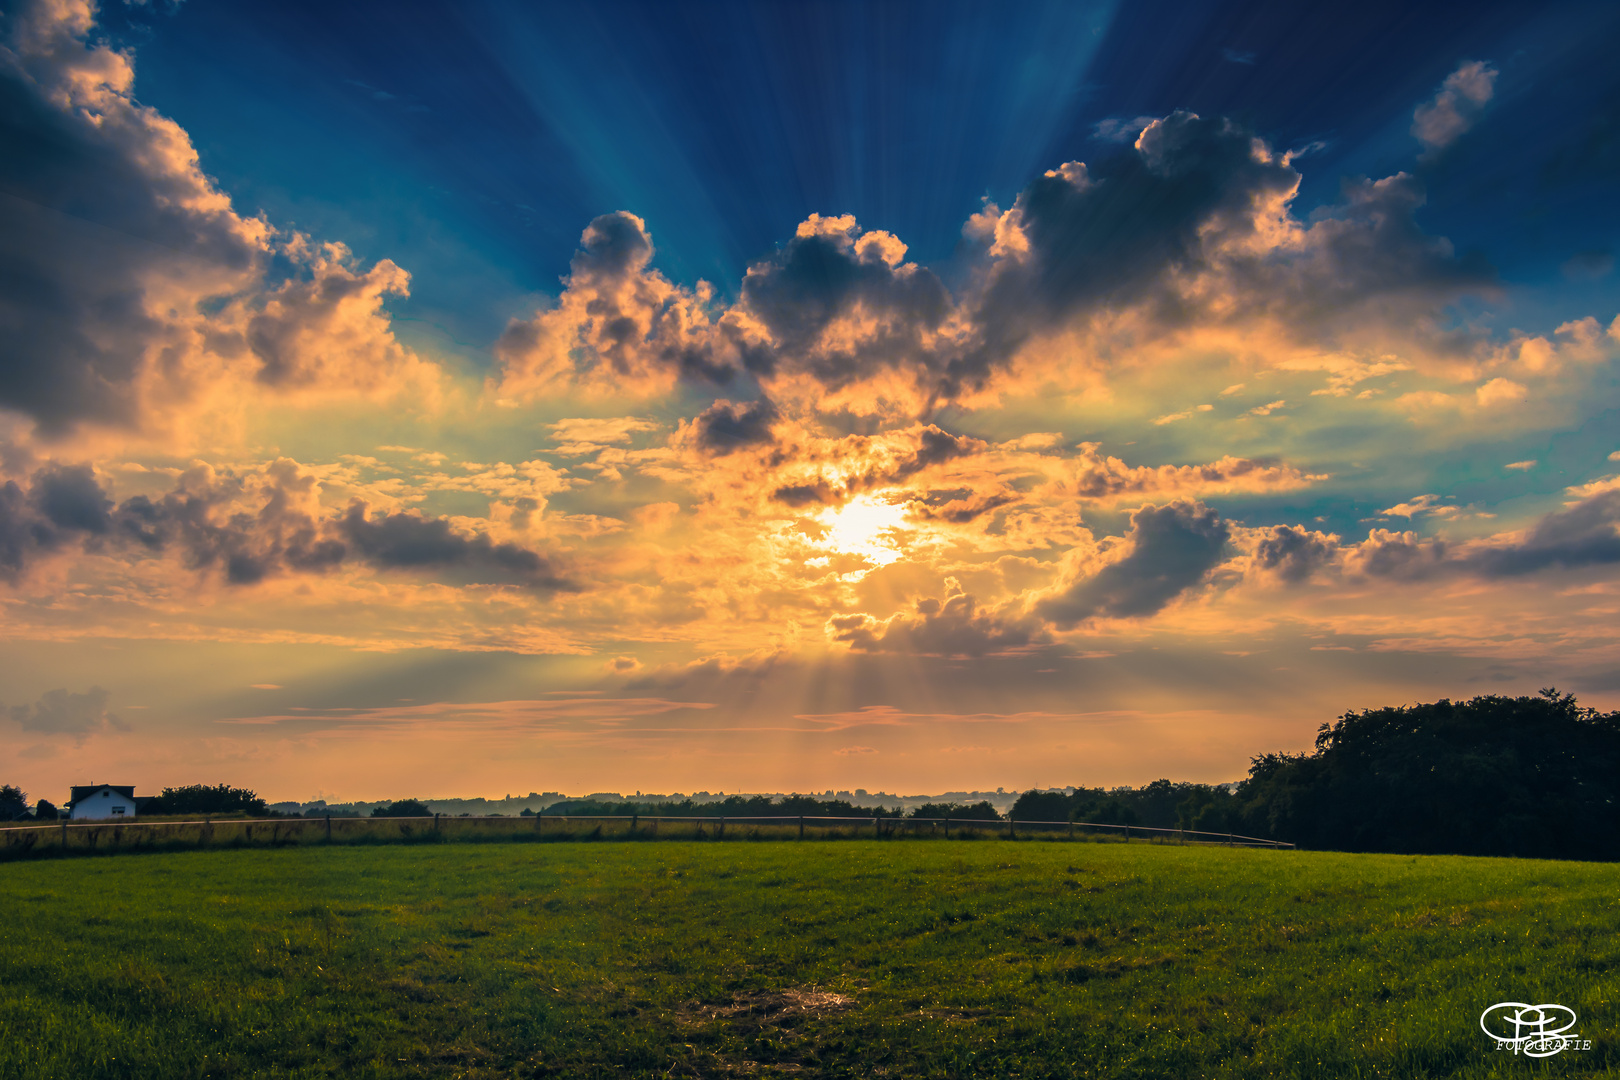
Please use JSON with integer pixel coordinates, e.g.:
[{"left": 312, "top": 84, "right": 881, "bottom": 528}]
[
  {"left": 1253, "top": 524, "right": 1340, "bottom": 583},
  {"left": 772, "top": 480, "right": 837, "bottom": 508},
  {"left": 6, "top": 686, "right": 127, "bottom": 737},
  {"left": 0, "top": 6, "right": 264, "bottom": 433},
  {"left": 830, "top": 583, "right": 1043, "bottom": 657},
  {"left": 998, "top": 113, "right": 1298, "bottom": 326},
  {"left": 1348, "top": 529, "right": 1450, "bottom": 581},
  {"left": 739, "top": 219, "right": 951, "bottom": 390},
  {"left": 31, "top": 464, "right": 112, "bottom": 534},
  {"left": 1037, "top": 500, "right": 1231, "bottom": 627},
  {"left": 1466, "top": 491, "right": 1620, "bottom": 577},
  {"left": 694, "top": 397, "right": 779, "bottom": 454},
  {"left": 339, "top": 502, "right": 573, "bottom": 590},
  {"left": 0, "top": 460, "right": 570, "bottom": 590},
  {"left": 0, "top": 478, "right": 66, "bottom": 581}
]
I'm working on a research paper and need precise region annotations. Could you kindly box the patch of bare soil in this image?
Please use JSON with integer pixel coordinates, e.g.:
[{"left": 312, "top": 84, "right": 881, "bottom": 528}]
[
  {"left": 683, "top": 987, "right": 854, "bottom": 1031},
  {"left": 666, "top": 987, "right": 856, "bottom": 1076}
]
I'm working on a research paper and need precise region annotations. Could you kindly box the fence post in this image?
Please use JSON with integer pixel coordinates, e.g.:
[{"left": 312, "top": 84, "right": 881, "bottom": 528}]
[
  {"left": 1068, "top": 820, "right": 1074, "bottom": 840},
  {"left": 798, "top": 815, "right": 804, "bottom": 840},
  {"left": 944, "top": 816, "right": 950, "bottom": 840},
  {"left": 61, "top": 816, "right": 68, "bottom": 849},
  {"left": 1228, "top": 831, "right": 1234, "bottom": 847},
  {"left": 324, "top": 812, "right": 332, "bottom": 841},
  {"left": 1008, "top": 817, "right": 1015, "bottom": 840},
  {"left": 718, "top": 816, "right": 725, "bottom": 840},
  {"left": 631, "top": 812, "right": 638, "bottom": 833},
  {"left": 873, "top": 815, "right": 879, "bottom": 838},
  {"left": 1122, "top": 824, "right": 1129, "bottom": 843}
]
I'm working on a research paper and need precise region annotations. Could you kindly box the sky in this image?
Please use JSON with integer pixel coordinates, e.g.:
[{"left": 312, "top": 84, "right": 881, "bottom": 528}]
[{"left": 3, "top": 0, "right": 1620, "bottom": 804}]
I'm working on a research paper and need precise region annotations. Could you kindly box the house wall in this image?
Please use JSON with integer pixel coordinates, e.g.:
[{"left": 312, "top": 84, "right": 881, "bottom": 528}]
[{"left": 71, "top": 789, "right": 138, "bottom": 820}]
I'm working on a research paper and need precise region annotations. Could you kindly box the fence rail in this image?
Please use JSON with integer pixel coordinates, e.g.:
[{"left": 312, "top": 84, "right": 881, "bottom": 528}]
[{"left": 0, "top": 811, "right": 1292, "bottom": 856}]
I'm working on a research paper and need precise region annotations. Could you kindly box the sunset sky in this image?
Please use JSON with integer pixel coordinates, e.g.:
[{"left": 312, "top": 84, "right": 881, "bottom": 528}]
[{"left": 4, "top": 0, "right": 1620, "bottom": 803}]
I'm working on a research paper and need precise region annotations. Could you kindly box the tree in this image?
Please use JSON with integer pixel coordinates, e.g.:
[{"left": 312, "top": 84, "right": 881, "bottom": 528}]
[
  {"left": 33, "top": 799, "right": 59, "bottom": 821},
  {"left": 1237, "top": 690, "right": 1620, "bottom": 858},
  {"left": 372, "top": 799, "right": 432, "bottom": 817},
  {"left": 152, "top": 784, "right": 268, "bottom": 816},
  {"left": 0, "top": 785, "right": 28, "bottom": 820},
  {"left": 1010, "top": 790, "right": 1072, "bottom": 821}
]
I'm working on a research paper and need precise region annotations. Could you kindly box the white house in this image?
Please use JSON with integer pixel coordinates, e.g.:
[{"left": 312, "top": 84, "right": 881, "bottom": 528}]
[{"left": 67, "top": 784, "right": 138, "bottom": 820}]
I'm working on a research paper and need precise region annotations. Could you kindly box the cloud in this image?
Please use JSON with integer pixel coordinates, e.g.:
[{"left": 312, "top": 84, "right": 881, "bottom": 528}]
[
  {"left": 493, "top": 211, "right": 736, "bottom": 401},
  {"left": 1412, "top": 60, "right": 1497, "bottom": 156},
  {"left": 1379, "top": 494, "right": 1456, "bottom": 519},
  {"left": 1504, "top": 460, "right": 1537, "bottom": 471},
  {"left": 828, "top": 580, "right": 1045, "bottom": 657},
  {"left": 497, "top": 109, "right": 1498, "bottom": 425},
  {"left": 1251, "top": 524, "right": 1341, "bottom": 583},
  {"left": 338, "top": 502, "right": 574, "bottom": 590},
  {"left": 1035, "top": 500, "right": 1232, "bottom": 627},
  {"left": 1476, "top": 377, "right": 1526, "bottom": 407},
  {"left": 246, "top": 240, "right": 436, "bottom": 396},
  {"left": 0, "top": 0, "right": 267, "bottom": 434},
  {"left": 0, "top": 458, "right": 572, "bottom": 590},
  {"left": 1466, "top": 491, "right": 1620, "bottom": 577},
  {"left": 0, "top": 1, "right": 439, "bottom": 443},
  {"left": 1294, "top": 491, "right": 1620, "bottom": 583},
  {"left": 692, "top": 398, "right": 779, "bottom": 455},
  {"left": 1092, "top": 116, "right": 1159, "bottom": 142},
  {"left": 6, "top": 686, "right": 126, "bottom": 737},
  {"left": 1068, "top": 444, "right": 1326, "bottom": 504},
  {"left": 547, "top": 417, "right": 659, "bottom": 456}
]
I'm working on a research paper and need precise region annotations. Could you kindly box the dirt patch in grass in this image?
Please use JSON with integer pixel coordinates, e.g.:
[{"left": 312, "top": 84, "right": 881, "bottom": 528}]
[{"left": 686, "top": 987, "right": 854, "bottom": 1031}]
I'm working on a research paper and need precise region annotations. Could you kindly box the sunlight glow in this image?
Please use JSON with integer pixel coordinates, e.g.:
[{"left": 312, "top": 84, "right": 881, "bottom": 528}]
[{"left": 821, "top": 494, "right": 911, "bottom": 568}]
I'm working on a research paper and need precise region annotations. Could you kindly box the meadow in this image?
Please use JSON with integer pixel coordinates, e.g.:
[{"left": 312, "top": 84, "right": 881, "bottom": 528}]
[{"left": 1, "top": 835, "right": 1615, "bottom": 1079}]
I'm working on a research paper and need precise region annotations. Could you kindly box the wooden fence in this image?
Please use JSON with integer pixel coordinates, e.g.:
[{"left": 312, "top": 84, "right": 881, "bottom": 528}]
[{"left": 0, "top": 812, "right": 1291, "bottom": 859}]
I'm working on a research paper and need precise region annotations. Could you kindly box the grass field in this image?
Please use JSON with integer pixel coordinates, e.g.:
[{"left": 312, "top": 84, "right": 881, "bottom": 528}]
[{"left": 1, "top": 838, "right": 1616, "bottom": 1079}]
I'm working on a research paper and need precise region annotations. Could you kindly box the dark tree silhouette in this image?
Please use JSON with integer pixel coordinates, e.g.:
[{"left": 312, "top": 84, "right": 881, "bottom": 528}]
[
  {"left": 372, "top": 799, "right": 432, "bottom": 817},
  {"left": 150, "top": 784, "right": 268, "bottom": 816},
  {"left": 0, "top": 784, "right": 28, "bottom": 820},
  {"left": 1237, "top": 690, "right": 1620, "bottom": 858}
]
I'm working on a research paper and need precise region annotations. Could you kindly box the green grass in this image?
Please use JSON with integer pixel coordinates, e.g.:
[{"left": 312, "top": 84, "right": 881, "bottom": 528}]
[{"left": 1, "top": 839, "right": 1616, "bottom": 1079}]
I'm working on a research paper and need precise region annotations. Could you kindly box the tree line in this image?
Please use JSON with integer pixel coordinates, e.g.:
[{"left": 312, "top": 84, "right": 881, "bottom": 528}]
[{"left": 6, "top": 691, "right": 1617, "bottom": 859}]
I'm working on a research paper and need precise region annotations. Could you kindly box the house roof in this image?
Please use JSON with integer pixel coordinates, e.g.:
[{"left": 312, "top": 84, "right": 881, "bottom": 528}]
[{"left": 67, "top": 784, "right": 136, "bottom": 807}]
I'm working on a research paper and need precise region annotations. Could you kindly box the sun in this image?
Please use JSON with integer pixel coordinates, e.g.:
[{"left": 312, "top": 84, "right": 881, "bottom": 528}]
[{"left": 821, "top": 494, "right": 911, "bottom": 568}]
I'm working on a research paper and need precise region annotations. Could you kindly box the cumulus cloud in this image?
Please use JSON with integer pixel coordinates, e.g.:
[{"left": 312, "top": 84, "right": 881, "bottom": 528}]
[
  {"left": 1250, "top": 524, "right": 1341, "bottom": 583},
  {"left": 6, "top": 686, "right": 126, "bottom": 738},
  {"left": 1412, "top": 60, "right": 1497, "bottom": 156},
  {"left": 496, "top": 109, "right": 1499, "bottom": 424},
  {"left": 1035, "top": 500, "right": 1232, "bottom": 627},
  {"left": 493, "top": 211, "right": 737, "bottom": 401},
  {"left": 0, "top": 0, "right": 435, "bottom": 441},
  {"left": 828, "top": 579, "right": 1044, "bottom": 657}
]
